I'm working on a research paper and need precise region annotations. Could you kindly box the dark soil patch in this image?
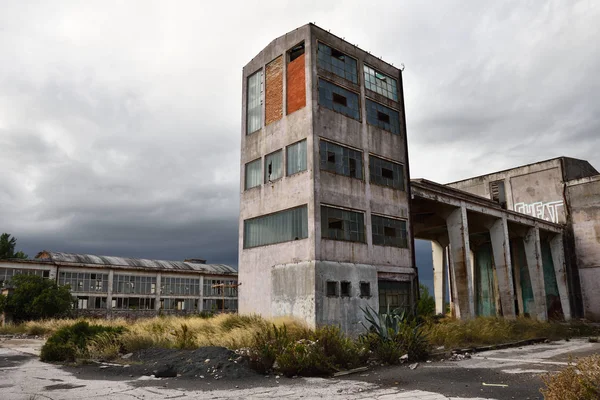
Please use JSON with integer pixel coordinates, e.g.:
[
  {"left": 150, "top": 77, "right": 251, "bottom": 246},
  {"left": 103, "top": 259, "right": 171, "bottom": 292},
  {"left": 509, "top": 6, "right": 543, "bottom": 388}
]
[{"left": 81, "top": 346, "right": 258, "bottom": 381}]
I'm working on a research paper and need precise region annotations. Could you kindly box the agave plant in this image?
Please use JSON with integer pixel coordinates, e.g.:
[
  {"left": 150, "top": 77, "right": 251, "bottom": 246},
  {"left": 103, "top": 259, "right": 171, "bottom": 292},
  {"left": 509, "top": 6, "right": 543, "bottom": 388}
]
[{"left": 360, "top": 304, "right": 409, "bottom": 340}]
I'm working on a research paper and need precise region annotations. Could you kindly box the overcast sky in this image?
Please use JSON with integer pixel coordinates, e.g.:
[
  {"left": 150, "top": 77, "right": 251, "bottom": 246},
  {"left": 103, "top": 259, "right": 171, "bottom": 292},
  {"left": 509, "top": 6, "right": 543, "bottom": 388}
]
[{"left": 1, "top": 1, "right": 599, "bottom": 290}]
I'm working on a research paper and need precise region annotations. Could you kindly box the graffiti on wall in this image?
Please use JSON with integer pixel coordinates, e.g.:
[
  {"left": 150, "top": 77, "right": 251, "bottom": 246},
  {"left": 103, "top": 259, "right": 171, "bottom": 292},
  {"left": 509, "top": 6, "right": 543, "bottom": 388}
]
[{"left": 514, "top": 200, "right": 564, "bottom": 224}]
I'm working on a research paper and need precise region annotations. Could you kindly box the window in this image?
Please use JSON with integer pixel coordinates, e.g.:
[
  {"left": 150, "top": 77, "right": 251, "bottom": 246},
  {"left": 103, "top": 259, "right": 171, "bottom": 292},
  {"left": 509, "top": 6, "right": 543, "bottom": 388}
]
[
  {"left": 369, "top": 155, "right": 404, "bottom": 190},
  {"left": 0, "top": 268, "right": 49, "bottom": 287},
  {"left": 378, "top": 280, "right": 411, "bottom": 314},
  {"left": 321, "top": 205, "right": 365, "bottom": 242},
  {"left": 364, "top": 65, "right": 398, "bottom": 101},
  {"left": 264, "top": 150, "right": 283, "bottom": 183},
  {"left": 286, "top": 140, "right": 307, "bottom": 176},
  {"left": 247, "top": 70, "right": 263, "bottom": 134},
  {"left": 360, "top": 282, "right": 371, "bottom": 297},
  {"left": 317, "top": 42, "right": 358, "bottom": 83},
  {"left": 327, "top": 281, "right": 338, "bottom": 297},
  {"left": 320, "top": 140, "right": 363, "bottom": 179},
  {"left": 161, "top": 276, "right": 200, "bottom": 296},
  {"left": 318, "top": 79, "right": 360, "bottom": 120},
  {"left": 203, "top": 298, "right": 238, "bottom": 312},
  {"left": 289, "top": 43, "right": 305, "bottom": 62},
  {"left": 341, "top": 281, "right": 351, "bottom": 297},
  {"left": 59, "top": 272, "right": 109, "bottom": 293},
  {"left": 112, "top": 297, "right": 155, "bottom": 310},
  {"left": 372, "top": 215, "right": 408, "bottom": 248},
  {"left": 113, "top": 275, "right": 157, "bottom": 295},
  {"left": 366, "top": 99, "right": 400, "bottom": 134},
  {"left": 490, "top": 180, "right": 507, "bottom": 209},
  {"left": 245, "top": 159, "right": 262, "bottom": 189},
  {"left": 203, "top": 279, "right": 238, "bottom": 297},
  {"left": 244, "top": 205, "right": 309, "bottom": 248}
]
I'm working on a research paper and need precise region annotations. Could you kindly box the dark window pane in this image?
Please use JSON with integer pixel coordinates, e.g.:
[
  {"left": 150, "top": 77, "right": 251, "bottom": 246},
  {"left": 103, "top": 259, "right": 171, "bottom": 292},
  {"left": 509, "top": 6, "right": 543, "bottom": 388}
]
[
  {"left": 321, "top": 206, "right": 365, "bottom": 243},
  {"left": 318, "top": 79, "right": 360, "bottom": 120},
  {"left": 317, "top": 42, "right": 358, "bottom": 83},
  {"left": 366, "top": 99, "right": 400, "bottom": 134},
  {"left": 369, "top": 155, "right": 404, "bottom": 190}
]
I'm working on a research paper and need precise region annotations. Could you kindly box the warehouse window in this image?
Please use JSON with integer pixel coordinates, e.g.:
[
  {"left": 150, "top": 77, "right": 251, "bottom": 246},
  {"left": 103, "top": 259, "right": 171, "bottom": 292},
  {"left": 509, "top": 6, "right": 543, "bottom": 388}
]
[
  {"left": 321, "top": 205, "right": 365, "bottom": 242},
  {"left": 372, "top": 215, "right": 408, "bottom": 248},
  {"left": 203, "top": 279, "right": 238, "bottom": 297},
  {"left": 286, "top": 140, "right": 307, "bottom": 176},
  {"left": 113, "top": 275, "right": 156, "bottom": 295},
  {"left": 247, "top": 70, "right": 263, "bottom": 134},
  {"left": 366, "top": 99, "right": 400, "bottom": 134},
  {"left": 112, "top": 297, "right": 155, "bottom": 310},
  {"left": 59, "top": 272, "right": 109, "bottom": 293},
  {"left": 320, "top": 140, "right": 363, "bottom": 179},
  {"left": 317, "top": 42, "right": 358, "bottom": 83},
  {"left": 1, "top": 268, "right": 49, "bottom": 287},
  {"left": 369, "top": 155, "right": 404, "bottom": 190},
  {"left": 264, "top": 150, "right": 283, "bottom": 183},
  {"left": 244, "top": 205, "right": 308, "bottom": 248},
  {"left": 161, "top": 276, "right": 200, "bottom": 296},
  {"left": 245, "top": 158, "right": 262, "bottom": 189},
  {"left": 378, "top": 280, "right": 410, "bottom": 314},
  {"left": 364, "top": 65, "right": 398, "bottom": 101},
  {"left": 318, "top": 79, "right": 360, "bottom": 120}
]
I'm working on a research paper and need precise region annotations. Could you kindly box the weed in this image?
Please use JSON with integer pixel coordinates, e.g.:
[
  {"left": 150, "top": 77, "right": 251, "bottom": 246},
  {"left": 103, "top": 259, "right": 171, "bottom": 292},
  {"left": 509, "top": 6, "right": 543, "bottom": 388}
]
[
  {"left": 171, "top": 324, "right": 196, "bottom": 349},
  {"left": 540, "top": 354, "right": 600, "bottom": 399}
]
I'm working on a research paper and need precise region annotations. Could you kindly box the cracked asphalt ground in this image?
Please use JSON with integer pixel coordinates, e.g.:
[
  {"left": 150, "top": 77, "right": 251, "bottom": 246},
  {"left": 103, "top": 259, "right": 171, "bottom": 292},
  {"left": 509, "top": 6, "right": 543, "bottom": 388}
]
[{"left": 1, "top": 337, "right": 598, "bottom": 399}]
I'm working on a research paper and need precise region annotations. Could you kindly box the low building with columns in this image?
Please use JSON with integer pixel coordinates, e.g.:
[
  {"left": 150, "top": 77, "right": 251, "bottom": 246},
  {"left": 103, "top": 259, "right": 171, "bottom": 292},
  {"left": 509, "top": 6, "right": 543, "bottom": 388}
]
[
  {"left": 416, "top": 156, "right": 600, "bottom": 322},
  {"left": 0, "top": 251, "right": 238, "bottom": 318}
]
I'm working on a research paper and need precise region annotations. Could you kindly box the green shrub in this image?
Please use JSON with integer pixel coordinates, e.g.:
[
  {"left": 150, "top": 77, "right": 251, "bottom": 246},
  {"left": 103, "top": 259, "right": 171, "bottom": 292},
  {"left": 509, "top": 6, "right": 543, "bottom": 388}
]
[
  {"left": 277, "top": 339, "right": 333, "bottom": 377},
  {"left": 541, "top": 355, "right": 600, "bottom": 399},
  {"left": 40, "top": 321, "right": 126, "bottom": 362},
  {"left": 247, "top": 324, "right": 292, "bottom": 373},
  {"left": 312, "top": 325, "right": 368, "bottom": 369}
]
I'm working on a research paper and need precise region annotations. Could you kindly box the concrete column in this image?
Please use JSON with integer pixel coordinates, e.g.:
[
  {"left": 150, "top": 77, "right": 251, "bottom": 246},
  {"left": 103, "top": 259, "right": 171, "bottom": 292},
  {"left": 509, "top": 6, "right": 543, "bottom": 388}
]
[
  {"left": 446, "top": 206, "right": 474, "bottom": 319},
  {"left": 489, "top": 217, "right": 516, "bottom": 318},
  {"left": 523, "top": 227, "right": 547, "bottom": 321},
  {"left": 107, "top": 269, "right": 114, "bottom": 312},
  {"left": 432, "top": 241, "right": 447, "bottom": 315},
  {"left": 155, "top": 273, "right": 162, "bottom": 312},
  {"left": 550, "top": 234, "right": 571, "bottom": 320},
  {"left": 446, "top": 246, "right": 455, "bottom": 315}
]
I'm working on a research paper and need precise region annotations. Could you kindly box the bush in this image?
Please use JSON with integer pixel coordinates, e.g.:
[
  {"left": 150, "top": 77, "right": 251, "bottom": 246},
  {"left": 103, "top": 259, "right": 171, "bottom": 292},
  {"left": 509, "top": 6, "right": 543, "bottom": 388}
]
[
  {"left": 5, "top": 275, "right": 72, "bottom": 322},
  {"left": 40, "top": 321, "right": 126, "bottom": 362},
  {"left": 541, "top": 355, "right": 600, "bottom": 400},
  {"left": 277, "top": 339, "right": 332, "bottom": 377},
  {"left": 312, "top": 325, "right": 368, "bottom": 369},
  {"left": 246, "top": 324, "right": 292, "bottom": 373}
]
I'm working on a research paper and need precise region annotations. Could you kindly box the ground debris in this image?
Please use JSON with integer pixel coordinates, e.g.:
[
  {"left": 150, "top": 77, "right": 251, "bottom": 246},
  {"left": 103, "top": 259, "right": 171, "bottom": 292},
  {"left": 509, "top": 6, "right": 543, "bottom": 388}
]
[{"left": 449, "top": 352, "right": 471, "bottom": 361}]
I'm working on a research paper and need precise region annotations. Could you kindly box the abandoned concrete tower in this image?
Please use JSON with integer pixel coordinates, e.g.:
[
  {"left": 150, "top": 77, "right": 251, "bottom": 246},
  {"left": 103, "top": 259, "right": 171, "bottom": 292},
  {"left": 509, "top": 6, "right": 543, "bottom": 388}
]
[{"left": 238, "top": 24, "right": 414, "bottom": 334}]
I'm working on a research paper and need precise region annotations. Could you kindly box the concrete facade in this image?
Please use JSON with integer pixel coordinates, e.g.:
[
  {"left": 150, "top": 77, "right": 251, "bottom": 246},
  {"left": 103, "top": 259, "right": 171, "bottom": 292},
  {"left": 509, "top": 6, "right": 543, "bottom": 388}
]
[
  {"left": 0, "top": 252, "right": 238, "bottom": 318},
  {"left": 239, "top": 24, "right": 415, "bottom": 335}
]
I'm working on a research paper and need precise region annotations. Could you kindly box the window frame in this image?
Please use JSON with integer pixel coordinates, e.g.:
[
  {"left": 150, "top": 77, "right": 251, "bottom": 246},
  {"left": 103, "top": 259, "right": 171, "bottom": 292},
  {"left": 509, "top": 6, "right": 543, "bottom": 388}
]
[
  {"left": 286, "top": 139, "right": 308, "bottom": 176},
  {"left": 365, "top": 99, "right": 401, "bottom": 135},
  {"left": 246, "top": 69, "right": 263, "bottom": 135},
  {"left": 320, "top": 140, "right": 363, "bottom": 180},
  {"left": 340, "top": 281, "right": 351, "bottom": 297},
  {"left": 371, "top": 214, "right": 408, "bottom": 248},
  {"left": 369, "top": 155, "right": 405, "bottom": 190},
  {"left": 316, "top": 41, "right": 359, "bottom": 84},
  {"left": 364, "top": 64, "right": 399, "bottom": 101},
  {"left": 264, "top": 149, "right": 283, "bottom": 183},
  {"left": 244, "top": 158, "right": 262, "bottom": 190},
  {"left": 243, "top": 205, "right": 309, "bottom": 249},
  {"left": 321, "top": 205, "right": 366, "bottom": 243},
  {"left": 360, "top": 282, "right": 371, "bottom": 298},
  {"left": 326, "top": 281, "right": 339, "bottom": 297},
  {"left": 317, "top": 78, "right": 361, "bottom": 121}
]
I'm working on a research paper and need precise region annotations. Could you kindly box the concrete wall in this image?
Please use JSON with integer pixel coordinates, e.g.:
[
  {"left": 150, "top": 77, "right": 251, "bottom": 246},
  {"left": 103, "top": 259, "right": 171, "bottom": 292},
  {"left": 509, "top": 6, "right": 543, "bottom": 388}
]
[
  {"left": 448, "top": 159, "right": 566, "bottom": 224},
  {"left": 567, "top": 175, "right": 600, "bottom": 320}
]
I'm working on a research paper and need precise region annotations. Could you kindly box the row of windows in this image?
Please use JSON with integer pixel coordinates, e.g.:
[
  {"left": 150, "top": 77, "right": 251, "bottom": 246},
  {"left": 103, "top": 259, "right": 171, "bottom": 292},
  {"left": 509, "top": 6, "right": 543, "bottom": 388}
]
[
  {"left": 247, "top": 41, "right": 400, "bottom": 136},
  {"left": 243, "top": 204, "right": 408, "bottom": 249},
  {"left": 245, "top": 140, "right": 307, "bottom": 189},
  {"left": 113, "top": 275, "right": 157, "bottom": 295},
  {"left": 245, "top": 139, "right": 404, "bottom": 192},
  {"left": 0, "top": 268, "right": 48, "bottom": 287},
  {"left": 203, "top": 298, "right": 238, "bottom": 312},
  {"left": 326, "top": 281, "right": 371, "bottom": 298},
  {"left": 161, "top": 276, "right": 201, "bottom": 296},
  {"left": 59, "top": 272, "right": 109, "bottom": 292},
  {"left": 203, "top": 279, "right": 238, "bottom": 297},
  {"left": 317, "top": 42, "right": 398, "bottom": 101},
  {"left": 318, "top": 79, "right": 401, "bottom": 134},
  {"left": 71, "top": 296, "right": 239, "bottom": 312}
]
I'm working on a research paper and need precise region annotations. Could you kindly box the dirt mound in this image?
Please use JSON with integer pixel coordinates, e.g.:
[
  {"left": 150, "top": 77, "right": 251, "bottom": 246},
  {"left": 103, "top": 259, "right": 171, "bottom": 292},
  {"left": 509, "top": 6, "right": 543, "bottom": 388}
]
[{"left": 131, "top": 346, "right": 256, "bottom": 380}]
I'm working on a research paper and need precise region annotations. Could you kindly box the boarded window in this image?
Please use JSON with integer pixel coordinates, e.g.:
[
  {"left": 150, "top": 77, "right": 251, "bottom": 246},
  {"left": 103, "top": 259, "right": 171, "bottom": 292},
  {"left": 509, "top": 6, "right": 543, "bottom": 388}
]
[
  {"left": 364, "top": 65, "right": 398, "bottom": 101},
  {"left": 320, "top": 140, "right": 363, "bottom": 179},
  {"left": 372, "top": 215, "right": 408, "bottom": 248},
  {"left": 247, "top": 70, "right": 263, "bottom": 134},
  {"left": 245, "top": 158, "right": 262, "bottom": 189},
  {"left": 243, "top": 205, "right": 308, "bottom": 248},
  {"left": 265, "top": 56, "right": 283, "bottom": 125},
  {"left": 318, "top": 79, "right": 360, "bottom": 120},
  {"left": 369, "top": 155, "right": 404, "bottom": 190},
  {"left": 286, "top": 140, "right": 307, "bottom": 176},
  {"left": 264, "top": 150, "right": 283, "bottom": 182},
  {"left": 287, "top": 43, "right": 306, "bottom": 114},
  {"left": 366, "top": 99, "right": 400, "bottom": 134},
  {"left": 321, "top": 205, "right": 365, "bottom": 242},
  {"left": 317, "top": 42, "right": 358, "bottom": 83}
]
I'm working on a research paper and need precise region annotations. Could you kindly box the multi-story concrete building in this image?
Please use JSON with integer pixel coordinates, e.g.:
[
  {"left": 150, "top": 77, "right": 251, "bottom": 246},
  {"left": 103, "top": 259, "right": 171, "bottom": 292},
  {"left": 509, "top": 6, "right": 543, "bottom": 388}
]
[
  {"left": 445, "top": 157, "right": 600, "bottom": 321},
  {"left": 238, "top": 24, "right": 415, "bottom": 334},
  {"left": 0, "top": 251, "right": 238, "bottom": 318}
]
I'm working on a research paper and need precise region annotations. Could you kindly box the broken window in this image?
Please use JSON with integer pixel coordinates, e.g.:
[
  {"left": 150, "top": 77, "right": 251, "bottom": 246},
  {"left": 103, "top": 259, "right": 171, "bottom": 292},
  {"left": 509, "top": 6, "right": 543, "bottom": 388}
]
[
  {"left": 113, "top": 274, "right": 157, "bottom": 295},
  {"left": 378, "top": 280, "right": 410, "bottom": 314},
  {"left": 203, "top": 279, "right": 238, "bottom": 297},
  {"left": 490, "top": 180, "right": 507, "bottom": 209},
  {"left": 360, "top": 282, "right": 371, "bottom": 297},
  {"left": 77, "top": 297, "right": 88, "bottom": 309},
  {"left": 0, "top": 268, "right": 49, "bottom": 287},
  {"left": 327, "top": 281, "right": 338, "bottom": 297},
  {"left": 321, "top": 205, "right": 365, "bottom": 242},
  {"left": 341, "top": 281, "right": 351, "bottom": 297},
  {"left": 369, "top": 155, "right": 404, "bottom": 190},
  {"left": 245, "top": 158, "right": 262, "bottom": 189},
  {"left": 243, "top": 205, "right": 309, "bottom": 248},
  {"left": 161, "top": 276, "right": 200, "bottom": 296},
  {"left": 366, "top": 99, "right": 400, "bottom": 134},
  {"left": 59, "top": 271, "right": 109, "bottom": 293},
  {"left": 317, "top": 42, "right": 358, "bottom": 83},
  {"left": 364, "top": 65, "right": 398, "bottom": 101},
  {"left": 318, "top": 78, "right": 360, "bottom": 120},
  {"left": 264, "top": 150, "right": 283, "bottom": 183},
  {"left": 160, "top": 298, "right": 194, "bottom": 311},
  {"left": 320, "top": 140, "right": 363, "bottom": 179},
  {"left": 246, "top": 69, "right": 263, "bottom": 134},
  {"left": 289, "top": 42, "right": 305, "bottom": 62},
  {"left": 372, "top": 215, "right": 408, "bottom": 248},
  {"left": 286, "top": 140, "right": 307, "bottom": 176}
]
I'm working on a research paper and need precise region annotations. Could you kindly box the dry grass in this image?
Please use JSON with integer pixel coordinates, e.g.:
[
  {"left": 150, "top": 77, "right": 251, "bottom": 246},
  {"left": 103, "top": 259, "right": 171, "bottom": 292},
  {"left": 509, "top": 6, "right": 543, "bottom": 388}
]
[
  {"left": 541, "top": 354, "right": 600, "bottom": 399},
  {"left": 424, "top": 316, "right": 600, "bottom": 349}
]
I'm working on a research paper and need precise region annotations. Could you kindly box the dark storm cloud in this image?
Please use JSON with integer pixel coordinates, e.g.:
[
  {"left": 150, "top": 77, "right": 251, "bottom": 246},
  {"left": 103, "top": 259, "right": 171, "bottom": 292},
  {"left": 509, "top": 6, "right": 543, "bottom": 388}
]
[{"left": 1, "top": 1, "right": 598, "bottom": 271}]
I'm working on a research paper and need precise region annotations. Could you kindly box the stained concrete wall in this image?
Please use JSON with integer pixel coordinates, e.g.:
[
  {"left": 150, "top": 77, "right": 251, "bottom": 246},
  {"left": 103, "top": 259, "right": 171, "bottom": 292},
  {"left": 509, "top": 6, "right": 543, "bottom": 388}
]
[{"left": 567, "top": 175, "right": 600, "bottom": 320}]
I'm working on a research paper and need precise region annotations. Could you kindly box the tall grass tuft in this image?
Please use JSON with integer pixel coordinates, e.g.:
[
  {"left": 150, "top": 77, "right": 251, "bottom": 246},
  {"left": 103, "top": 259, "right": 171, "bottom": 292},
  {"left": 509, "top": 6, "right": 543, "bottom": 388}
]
[{"left": 540, "top": 354, "right": 600, "bottom": 400}]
